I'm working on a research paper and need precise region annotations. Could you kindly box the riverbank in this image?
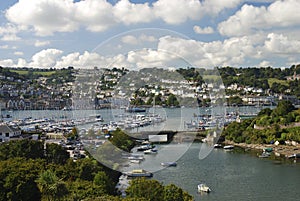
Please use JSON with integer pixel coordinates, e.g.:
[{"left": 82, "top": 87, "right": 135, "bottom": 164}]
[{"left": 225, "top": 140, "right": 300, "bottom": 158}]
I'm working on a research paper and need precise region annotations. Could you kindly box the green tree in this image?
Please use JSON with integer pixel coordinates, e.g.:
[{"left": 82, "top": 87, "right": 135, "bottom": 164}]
[
  {"left": 93, "top": 171, "right": 114, "bottom": 194},
  {"left": 36, "top": 170, "right": 68, "bottom": 201},
  {"left": 126, "top": 178, "right": 164, "bottom": 201},
  {"left": 109, "top": 128, "right": 135, "bottom": 152},
  {"left": 0, "top": 158, "right": 44, "bottom": 201},
  {"left": 272, "top": 100, "right": 295, "bottom": 117},
  {"left": 166, "top": 94, "right": 179, "bottom": 107},
  {"left": 164, "top": 184, "right": 184, "bottom": 201},
  {"left": 45, "top": 143, "right": 69, "bottom": 165},
  {"left": 0, "top": 139, "right": 44, "bottom": 160}
]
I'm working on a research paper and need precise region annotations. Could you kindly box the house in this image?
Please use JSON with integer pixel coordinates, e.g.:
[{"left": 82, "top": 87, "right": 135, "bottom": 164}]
[{"left": 0, "top": 123, "right": 21, "bottom": 142}]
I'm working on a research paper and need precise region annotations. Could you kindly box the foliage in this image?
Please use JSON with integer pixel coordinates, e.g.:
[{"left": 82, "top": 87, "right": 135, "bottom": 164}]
[
  {"left": 36, "top": 170, "right": 68, "bottom": 201},
  {"left": 0, "top": 139, "right": 44, "bottom": 160},
  {"left": 126, "top": 178, "right": 193, "bottom": 201},
  {"left": 164, "top": 184, "right": 193, "bottom": 201},
  {"left": 272, "top": 100, "right": 295, "bottom": 117},
  {"left": 126, "top": 178, "right": 164, "bottom": 201},
  {"left": 223, "top": 100, "right": 300, "bottom": 144},
  {"left": 227, "top": 96, "right": 243, "bottom": 106},
  {"left": 166, "top": 94, "right": 180, "bottom": 107},
  {"left": 0, "top": 157, "right": 44, "bottom": 201},
  {"left": 109, "top": 128, "right": 136, "bottom": 152},
  {"left": 45, "top": 143, "right": 70, "bottom": 165}
]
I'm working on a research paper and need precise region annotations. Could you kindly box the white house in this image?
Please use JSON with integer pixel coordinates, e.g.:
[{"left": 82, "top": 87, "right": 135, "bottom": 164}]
[{"left": 0, "top": 124, "right": 21, "bottom": 142}]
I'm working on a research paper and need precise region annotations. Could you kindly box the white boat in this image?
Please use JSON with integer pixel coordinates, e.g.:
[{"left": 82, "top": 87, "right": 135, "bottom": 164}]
[
  {"left": 258, "top": 152, "right": 270, "bottom": 158},
  {"left": 223, "top": 145, "right": 234, "bottom": 150},
  {"left": 214, "top": 144, "right": 222, "bottom": 148},
  {"left": 198, "top": 183, "right": 211, "bottom": 193},
  {"left": 144, "top": 149, "right": 158, "bottom": 154},
  {"left": 161, "top": 162, "right": 177, "bottom": 167},
  {"left": 129, "top": 159, "right": 141, "bottom": 164}
]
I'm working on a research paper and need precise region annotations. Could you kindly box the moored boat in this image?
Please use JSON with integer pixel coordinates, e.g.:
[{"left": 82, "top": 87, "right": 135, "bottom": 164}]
[
  {"left": 259, "top": 152, "right": 271, "bottom": 158},
  {"left": 223, "top": 145, "right": 234, "bottom": 150},
  {"left": 161, "top": 162, "right": 177, "bottom": 167},
  {"left": 197, "top": 183, "right": 211, "bottom": 193},
  {"left": 214, "top": 144, "right": 222, "bottom": 148},
  {"left": 125, "top": 169, "right": 153, "bottom": 178},
  {"left": 144, "top": 149, "right": 158, "bottom": 154}
]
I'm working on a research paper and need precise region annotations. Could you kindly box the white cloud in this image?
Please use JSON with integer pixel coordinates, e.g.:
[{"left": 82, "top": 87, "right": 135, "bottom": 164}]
[
  {"left": 3, "top": 0, "right": 248, "bottom": 37},
  {"left": 121, "top": 35, "right": 139, "bottom": 45},
  {"left": 259, "top": 60, "right": 272, "bottom": 67},
  {"left": 113, "top": 0, "right": 155, "bottom": 25},
  {"left": 34, "top": 40, "right": 51, "bottom": 47},
  {"left": 0, "top": 23, "right": 24, "bottom": 41},
  {"left": 202, "top": 0, "right": 242, "bottom": 15},
  {"left": 0, "top": 59, "right": 15, "bottom": 67},
  {"left": 74, "top": 0, "right": 115, "bottom": 32},
  {"left": 0, "top": 45, "right": 9, "bottom": 49},
  {"left": 6, "top": 0, "right": 78, "bottom": 36},
  {"left": 1, "top": 35, "right": 21, "bottom": 41},
  {"left": 193, "top": 25, "right": 214, "bottom": 34},
  {"left": 218, "top": 0, "right": 300, "bottom": 36},
  {"left": 3, "top": 31, "right": 300, "bottom": 69},
  {"left": 153, "top": 0, "right": 203, "bottom": 24},
  {"left": 264, "top": 33, "right": 300, "bottom": 54},
  {"left": 14, "top": 51, "right": 24, "bottom": 56},
  {"left": 121, "top": 34, "right": 157, "bottom": 45},
  {"left": 29, "top": 49, "right": 63, "bottom": 67}
]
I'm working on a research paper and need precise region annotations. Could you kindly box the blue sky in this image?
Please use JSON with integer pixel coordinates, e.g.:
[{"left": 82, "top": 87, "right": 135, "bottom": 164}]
[{"left": 0, "top": 0, "right": 299, "bottom": 69}]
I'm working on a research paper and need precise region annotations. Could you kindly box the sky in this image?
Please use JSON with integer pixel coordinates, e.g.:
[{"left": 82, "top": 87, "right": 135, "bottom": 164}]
[{"left": 0, "top": 0, "right": 300, "bottom": 69}]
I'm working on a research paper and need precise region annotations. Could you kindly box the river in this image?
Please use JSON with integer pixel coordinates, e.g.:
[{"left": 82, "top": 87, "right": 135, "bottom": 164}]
[
  {"left": 153, "top": 142, "right": 300, "bottom": 201},
  {"left": 3, "top": 107, "right": 299, "bottom": 201}
]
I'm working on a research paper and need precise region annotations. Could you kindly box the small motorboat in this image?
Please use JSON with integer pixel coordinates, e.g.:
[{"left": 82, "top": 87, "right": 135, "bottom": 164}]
[
  {"left": 258, "top": 152, "right": 271, "bottom": 158},
  {"left": 223, "top": 145, "right": 234, "bottom": 150},
  {"left": 214, "top": 144, "right": 222, "bottom": 148},
  {"left": 160, "top": 162, "right": 177, "bottom": 167},
  {"left": 198, "top": 183, "right": 211, "bottom": 193}
]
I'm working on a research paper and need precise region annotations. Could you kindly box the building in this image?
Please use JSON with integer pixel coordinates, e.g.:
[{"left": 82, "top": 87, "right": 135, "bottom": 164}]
[{"left": 0, "top": 124, "right": 21, "bottom": 142}]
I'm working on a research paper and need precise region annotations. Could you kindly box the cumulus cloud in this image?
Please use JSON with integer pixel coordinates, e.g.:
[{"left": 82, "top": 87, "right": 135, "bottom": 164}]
[
  {"left": 121, "top": 34, "right": 157, "bottom": 45},
  {"left": 14, "top": 51, "right": 24, "bottom": 56},
  {"left": 34, "top": 40, "right": 51, "bottom": 47},
  {"left": 113, "top": 0, "right": 155, "bottom": 24},
  {"left": 74, "top": 0, "right": 115, "bottom": 32},
  {"left": 218, "top": 0, "right": 300, "bottom": 36},
  {"left": 0, "top": 59, "right": 15, "bottom": 67},
  {"left": 29, "top": 49, "right": 63, "bottom": 67},
  {"left": 153, "top": 0, "right": 203, "bottom": 24},
  {"left": 0, "top": 45, "right": 9, "bottom": 49},
  {"left": 259, "top": 60, "right": 272, "bottom": 67},
  {"left": 6, "top": 0, "right": 78, "bottom": 36},
  {"left": 193, "top": 25, "right": 214, "bottom": 34},
  {"left": 0, "top": 23, "right": 24, "bottom": 41},
  {"left": 3, "top": 31, "right": 300, "bottom": 69},
  {"left": 264, "top": 33, "right": 300, "bottom": 54},
  {"left": 4, "top": 0, "right": 246, "bottom": 36}
]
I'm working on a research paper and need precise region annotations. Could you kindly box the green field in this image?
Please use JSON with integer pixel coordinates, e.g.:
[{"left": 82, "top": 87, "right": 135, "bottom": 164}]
[
  {"left": 10, "top": 70, "right": 56, "bottom": 76},
  {"left": 268, "top": 78, "right": 289, "bottom": 87}
]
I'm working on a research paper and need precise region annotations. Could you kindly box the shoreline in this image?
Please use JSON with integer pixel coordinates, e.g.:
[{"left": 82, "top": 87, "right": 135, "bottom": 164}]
[{"left": 225, "top": 140, "right": 300, "bottom": 158}]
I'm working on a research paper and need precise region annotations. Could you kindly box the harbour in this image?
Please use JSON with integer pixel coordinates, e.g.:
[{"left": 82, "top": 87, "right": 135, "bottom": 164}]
[{"left": 2, "top": 106, "right": 300, "bottom": 201}]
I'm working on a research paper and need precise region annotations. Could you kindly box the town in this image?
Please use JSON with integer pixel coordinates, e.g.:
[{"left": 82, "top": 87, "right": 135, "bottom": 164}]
[{"left": 1, "top": 65, "right": 300, "bottom": 111}]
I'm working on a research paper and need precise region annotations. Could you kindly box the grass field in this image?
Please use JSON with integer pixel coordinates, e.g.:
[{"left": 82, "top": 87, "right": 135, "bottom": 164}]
[
  {"left": 268, "top": 78, "right": 289, "bottom": 87},
  {"left": 10, "top": 70, "right": 56, "bottom": 76}
]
